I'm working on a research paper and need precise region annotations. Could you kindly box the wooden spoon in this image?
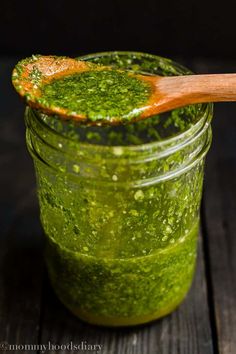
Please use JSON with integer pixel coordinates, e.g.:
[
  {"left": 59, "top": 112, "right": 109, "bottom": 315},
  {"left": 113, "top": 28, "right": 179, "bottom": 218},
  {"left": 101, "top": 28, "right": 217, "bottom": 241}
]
[{"left": 12, "top": 55, "right": 236, "bottom": 125}]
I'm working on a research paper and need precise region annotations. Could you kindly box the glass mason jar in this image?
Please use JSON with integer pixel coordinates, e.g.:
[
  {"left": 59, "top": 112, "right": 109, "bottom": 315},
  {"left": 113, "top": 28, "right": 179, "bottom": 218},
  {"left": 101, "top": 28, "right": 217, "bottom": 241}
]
[{"left": 25, "top": 52, "right": 212, "bottom": 327}]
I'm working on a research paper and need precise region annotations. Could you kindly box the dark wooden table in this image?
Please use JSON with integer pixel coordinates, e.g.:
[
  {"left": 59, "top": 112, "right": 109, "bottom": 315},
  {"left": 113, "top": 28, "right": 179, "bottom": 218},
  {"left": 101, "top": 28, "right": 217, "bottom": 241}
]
[{"left": 0, "top": 58, "right": 236, "bottom": 354}]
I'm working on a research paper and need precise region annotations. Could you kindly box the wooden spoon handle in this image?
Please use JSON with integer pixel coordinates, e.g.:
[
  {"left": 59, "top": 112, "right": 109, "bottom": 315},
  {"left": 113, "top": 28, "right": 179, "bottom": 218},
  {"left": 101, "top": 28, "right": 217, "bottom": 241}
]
[{"left": 159, "top": 74, "right": 236, "bottom": 104}]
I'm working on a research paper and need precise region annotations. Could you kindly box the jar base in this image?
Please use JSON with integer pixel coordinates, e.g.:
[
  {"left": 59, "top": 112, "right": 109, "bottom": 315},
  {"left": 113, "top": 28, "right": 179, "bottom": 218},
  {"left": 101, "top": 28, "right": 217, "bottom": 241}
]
[{"left": 58, "top": 293, "right": 189, "bottom": 327}]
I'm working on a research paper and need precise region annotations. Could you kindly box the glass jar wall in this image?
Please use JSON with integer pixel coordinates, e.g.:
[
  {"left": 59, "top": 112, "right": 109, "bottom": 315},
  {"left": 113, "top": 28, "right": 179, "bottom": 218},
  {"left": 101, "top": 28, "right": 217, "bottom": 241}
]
[{"left": 25, "top": 52, "right": 212, "bottom": 326}]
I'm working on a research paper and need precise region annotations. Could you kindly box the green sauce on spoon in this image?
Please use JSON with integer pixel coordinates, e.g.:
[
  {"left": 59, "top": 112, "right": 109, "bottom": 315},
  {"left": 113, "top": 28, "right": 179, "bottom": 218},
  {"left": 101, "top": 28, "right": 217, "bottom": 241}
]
[{"left": 41, "top": 69, "right": 151, "bottom": 122}]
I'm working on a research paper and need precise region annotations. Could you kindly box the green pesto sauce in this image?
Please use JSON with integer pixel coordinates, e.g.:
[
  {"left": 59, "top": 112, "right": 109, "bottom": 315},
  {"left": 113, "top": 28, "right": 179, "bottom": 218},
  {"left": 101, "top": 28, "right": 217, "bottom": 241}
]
[
  {"left": 25, "top": 52, "right": 212, "bottom": 326},
  {"left": 41, "top": 70, "right": 151, "bottom": 121},
  {"left": 46, "top": 223, "right": 198, "bottom": 325}
]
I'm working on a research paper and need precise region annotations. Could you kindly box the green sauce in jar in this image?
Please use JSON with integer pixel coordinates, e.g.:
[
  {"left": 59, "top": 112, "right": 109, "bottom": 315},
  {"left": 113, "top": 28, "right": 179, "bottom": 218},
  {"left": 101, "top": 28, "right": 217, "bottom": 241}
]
[{"left": 25, "top": 52, "right": 213, "bottom": 326}]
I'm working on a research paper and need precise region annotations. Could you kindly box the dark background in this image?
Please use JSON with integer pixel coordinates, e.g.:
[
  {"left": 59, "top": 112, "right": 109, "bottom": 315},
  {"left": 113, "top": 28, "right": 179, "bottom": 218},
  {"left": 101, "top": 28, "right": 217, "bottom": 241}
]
[{"left": 1, "top": 0, "right": 236, "bottom": 60}]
